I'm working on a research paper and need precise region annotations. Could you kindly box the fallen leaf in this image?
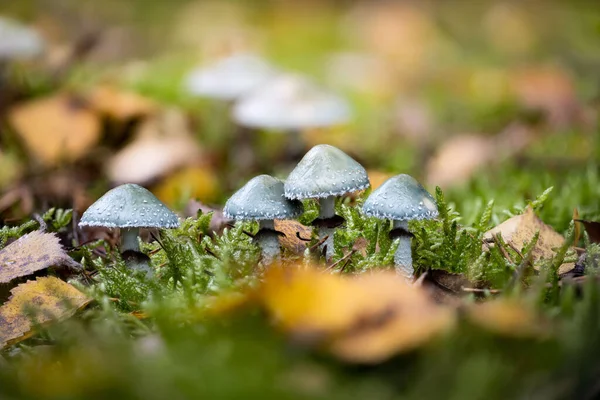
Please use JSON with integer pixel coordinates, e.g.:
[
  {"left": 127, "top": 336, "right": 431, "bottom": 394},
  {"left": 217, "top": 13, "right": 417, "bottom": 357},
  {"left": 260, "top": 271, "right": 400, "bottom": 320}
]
[
  {"left": 154, "top": 166, "right": 220, "bottom": 207},
  {"left": 426, "top": 134, "right": 495, "bottom": 188},
  {"left": 467, "top": 299, "right": 547, "bottom": 337},
  {"left": 8, "top": 94, "right": 101, "bottom": 166},
  {"left": 260, "top": 265, "right": 454, "bottom": 363},
  {"left": 87, "top": 85, "right": 156, "bottom": 120},
  {"left": 510, "top": 66, "right": 579, "bottom": 127},
  {"left": 275, "top": 220, "right": 312, "bottom": 254},
  {"left": 483, "top": 207, "right": 574, "bottom": 274},
  {"left": 0, "top": 231, "right": 80, "bottom": 284},
  {"left": 576, "top": 220, "right": 600, "bottom": 245},
  {"left": 0, "top": 277, "right": 91, "bottom": 348},
  {"left": 107, "top": 109, "right": 203, "bottom": 184},
  {"left": 367, "top": 170, "right": 394, "bottom": 191}
]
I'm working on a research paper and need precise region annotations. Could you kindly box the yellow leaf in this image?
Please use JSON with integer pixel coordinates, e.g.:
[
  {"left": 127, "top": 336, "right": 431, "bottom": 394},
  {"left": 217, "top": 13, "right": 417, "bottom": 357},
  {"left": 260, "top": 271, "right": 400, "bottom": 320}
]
[
  {"left": 154, "top": 166, "right": 220, "bottom": 207},
  {"left": 467, "top": 299, "right": 547, "bottom": 338},
  {"left": 260, "top": 265, "right": 454, "bottom": 363},
  {"left": 0, "top": 231, "right": 79, "bottom": 284},
  {"left": 367, "top": 170, "right": 394, "bottom": 191},
  {"left": 8, "top": 94, "right": 101, "bottom": 167},
  {"left": 0, "top": 277, "right": 91, "bottom": 348}
]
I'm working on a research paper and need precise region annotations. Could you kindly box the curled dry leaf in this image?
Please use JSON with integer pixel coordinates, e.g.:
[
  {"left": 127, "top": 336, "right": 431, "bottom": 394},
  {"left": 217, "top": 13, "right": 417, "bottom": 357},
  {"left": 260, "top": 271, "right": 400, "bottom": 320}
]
[
  {"left": 483, "top": 207, "right": 574, "bottom": 274},
  {"left": 0, "top": 231, "right": 80, "bottom": 284},
  {"left": 274, "top": 220, "right": 312, "bottom": 254},
  {"left": 87, "top": 85, "right": 156, "bottom": 120},
  {"left": 260, "top": 265, "right": 454, "bottom": 363},
  {"left": 107, "top": 109, "right": 203, "bottom": 185},
  {"left": 0, "top": 277, "right": 91, "bottom": 348},
  {"left": 467, "top": 299, "right": 547, "bottom": 338},
  {"left": 8, "top": 94, "right": 101, "bottom": 167}
]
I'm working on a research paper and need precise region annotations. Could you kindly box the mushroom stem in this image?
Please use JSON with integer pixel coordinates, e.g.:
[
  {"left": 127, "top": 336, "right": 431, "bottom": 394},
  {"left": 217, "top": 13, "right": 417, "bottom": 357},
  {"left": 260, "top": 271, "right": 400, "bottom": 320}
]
[
  {"left": 318, "top": 196, "right": 336, "bottom": 219},
  {"left": 121, "top": 227, "right": 141, "bottom": 252},
  {"left": 255, "top": 219, "right": 279, "bottom": 264},
  {"left": 391, "top": 220, "right": 413, "bottom": 280}
]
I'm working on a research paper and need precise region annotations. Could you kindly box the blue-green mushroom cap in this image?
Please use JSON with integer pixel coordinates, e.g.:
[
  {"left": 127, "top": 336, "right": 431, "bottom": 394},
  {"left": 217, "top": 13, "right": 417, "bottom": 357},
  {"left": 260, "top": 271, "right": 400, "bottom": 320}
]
[
  {"left": 79, "top": 183, "right": 179, "bottom": 228},
  {"left": 224, "top": 175, "right": 303, "bottom": 220},
  {"left": 0, "top": 17, "right": 44, "bottom": 60},
  {"left": 284, "top": 144, "right": 369, "bottom": 200},
  {"left": 363, "top": 174, "right": 438, "bottom": 221}
]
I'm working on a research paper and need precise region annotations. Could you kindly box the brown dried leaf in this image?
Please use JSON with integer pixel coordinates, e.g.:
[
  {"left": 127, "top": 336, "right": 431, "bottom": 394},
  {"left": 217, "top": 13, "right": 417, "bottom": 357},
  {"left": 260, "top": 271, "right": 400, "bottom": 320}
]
[
  {"left": 8, "top": 94, "right": 101, "bottom": 166},
  {"left": 0, "top": 277, "right": 91, "bottom": 348},
  {"left": 87, "top": 85, "right": 156, "bottom": 120},
  {"left": 0, "top": 231, "right": 79, "bottom": 284},
  {"left": 576, "top": 220, "right": 600, "bottom": 245},
  {"left": 275, "top": 220, "right": 312, "bottom": 254},
  {"left": 107, "top": 109, "right": 203, "bottom": 184},
  {"left": 483, "top": 207, "right": 574, "bottom": 274}
]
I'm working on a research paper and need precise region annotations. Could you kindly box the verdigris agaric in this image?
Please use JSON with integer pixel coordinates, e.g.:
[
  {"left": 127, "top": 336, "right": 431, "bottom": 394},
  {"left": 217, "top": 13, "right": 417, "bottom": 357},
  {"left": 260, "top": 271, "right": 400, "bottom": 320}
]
[
  {"left": 224, "top": 174, "right": 303, "bottom": 264},
  {"left": 284, "top": 144, "right": 369, "bottom": 260},
  {"left": 362, "top": 174, "right": 438, "bottom": 279},
  {"left": 79, "top": 183, "right": 179, "bottom": 273},
  {"left": 184, "top": 53, "right": 277, "bottom": 101},
  {"left": 0, "top": 16, "right": 44, "bottom": 61},
  {"left": 233, "top": 74, "right": 350, "bottom": 162}
]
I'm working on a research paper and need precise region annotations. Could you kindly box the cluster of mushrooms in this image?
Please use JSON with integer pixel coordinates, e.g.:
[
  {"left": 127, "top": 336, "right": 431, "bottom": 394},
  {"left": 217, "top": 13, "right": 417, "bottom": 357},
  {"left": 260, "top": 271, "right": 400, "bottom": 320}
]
[
  {"left": 78, "top": 144, "right": 438, "bottom": 279},
  {"left": 224, "top": 144, "right": 439, "bottom": 279}
]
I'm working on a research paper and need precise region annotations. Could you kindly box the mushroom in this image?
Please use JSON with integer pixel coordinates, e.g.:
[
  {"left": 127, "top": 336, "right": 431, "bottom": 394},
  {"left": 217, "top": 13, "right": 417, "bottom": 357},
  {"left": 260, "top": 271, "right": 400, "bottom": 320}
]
[
  {"left": 362, "top": 174, "right": 438, "bottom": 279},
  {"left": 184, "top": 53, "right": 278, "bottom": 174},
  {"left": 232, "top": 74, "right": 351, "bottom": 163},
  {"left": 184, "top": 53, "right": 277, "bottom": 101},
  {"left": 79, "top": 183, "right": 180, "bottom": 273},
  {"left": 0, "top": 16, "right": 44, "bottom": 61},
  {"left": 224, "top": 174, "right": 303, "bottom": 264},
  {"left": 284, "top": 144, "right": 369, "bottom": 260}
]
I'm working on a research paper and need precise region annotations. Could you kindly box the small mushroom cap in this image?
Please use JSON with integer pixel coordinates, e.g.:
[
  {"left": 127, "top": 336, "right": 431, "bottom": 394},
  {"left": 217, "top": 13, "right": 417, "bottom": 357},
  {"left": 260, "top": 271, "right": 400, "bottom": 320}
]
[
  {"left": 79, "top": 183, "right": 179, "bottom": 229},
  {"left": 284, "top": 144, "right": 369, "bottom": 200},
  {"left": 363, "top": 174, "right": 438, "bottom": 221},
  {"left": 224, "top": 175, "right": 303, "bottom": 221},
  {"left": 232, "top": 74, "right": 351, "bottom": 130},
  {"left": 0, "top": 17, "right": 44, "bottom": 60},
  {"left": 184, "top": 53, "right": 277, "bottom": 100}
]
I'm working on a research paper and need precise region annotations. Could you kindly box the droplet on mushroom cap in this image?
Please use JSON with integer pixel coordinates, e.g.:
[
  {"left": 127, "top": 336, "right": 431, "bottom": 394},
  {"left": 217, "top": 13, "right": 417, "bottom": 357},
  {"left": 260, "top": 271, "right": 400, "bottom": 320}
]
[
  {"left": 284, "top": 144, "right": 369, "bottom": 200},
  {"left": 363, "top": 174, "right": 438, "bottom": 221},
  {"left": 232, "top": 74, "right": 351, "bottom": 130},
  {"left": 184, "top": 53, "right": 277, "bottom": 100},
  {"left": 224, "top": 175, "right": 303, "bottom": 221},
  {"left": 79, "top": 183, "right": 179, "bottom": 229},
  {"left": 0, "top": 17, "right": 44, "bottom": 60}
]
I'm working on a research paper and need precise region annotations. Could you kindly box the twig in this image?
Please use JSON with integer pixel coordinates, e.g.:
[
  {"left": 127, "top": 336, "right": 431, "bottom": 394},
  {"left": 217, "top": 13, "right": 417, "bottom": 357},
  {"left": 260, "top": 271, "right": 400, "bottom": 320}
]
[
  {"left": 462, "top": 287, "right": 503, "bottom": 294},
  {"left": 32, "top": 213, "right": 47, "bottom": 232},
  {"left": 308, "top": 235, "right": 329, "bottom": 252},
  {"left": 325, "top": 249, "right": 356, "bottom": 271},
  {"left": 493, "top": 233, "right": 516, "bottom": 265}
]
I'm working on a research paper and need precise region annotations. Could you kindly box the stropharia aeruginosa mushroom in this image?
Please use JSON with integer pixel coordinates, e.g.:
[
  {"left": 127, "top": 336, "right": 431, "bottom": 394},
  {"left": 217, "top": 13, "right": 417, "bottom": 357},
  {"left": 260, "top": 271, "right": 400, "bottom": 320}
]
[
  {"left": 233, "top": 74, "right": 351, "bottom": 162},
  {"left": 225, "top": 175, "right": 303, "bottom": 263},
  {"left": 362, "top": 174, "right": 438, "bottom": 279},
  {"left": 284, "top": 144, "right": 369, "bottom": 259},
  {"left": 0, "top": 16, "right": 44, "bottom": 60},
  {"left": 184, "top": 53, "right": 277, "bottom": 101},
  {"left": 224, "top": 175, "right": 303, "bottom": 264},
  {"left": 79, "top": 183, "right": 179, "bottom": 256}
]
